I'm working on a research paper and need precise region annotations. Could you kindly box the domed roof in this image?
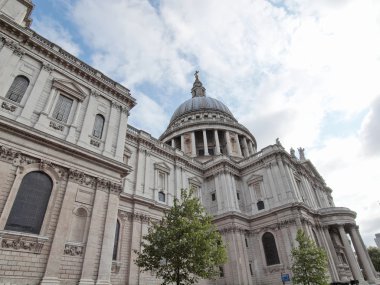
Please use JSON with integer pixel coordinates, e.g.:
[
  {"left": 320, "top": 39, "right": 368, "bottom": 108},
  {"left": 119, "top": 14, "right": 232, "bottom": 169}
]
[
  {"left": 169, "top": 71, "right": 235, "bottom": 123},
  {"left": 170, "top": 96, "right": 235, "bottom": 123}
]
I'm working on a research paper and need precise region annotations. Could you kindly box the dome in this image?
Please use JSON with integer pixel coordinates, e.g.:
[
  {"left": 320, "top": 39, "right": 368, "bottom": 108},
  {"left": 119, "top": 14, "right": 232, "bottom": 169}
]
[{"left": 170, "top": 96, "right": 235, "bottom": 124}]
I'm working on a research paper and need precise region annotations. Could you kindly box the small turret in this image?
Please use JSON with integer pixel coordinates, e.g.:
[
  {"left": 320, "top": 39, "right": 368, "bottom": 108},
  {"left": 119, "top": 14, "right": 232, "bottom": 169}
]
[{"left": 191, "top": 71, "right": 206, "bottom": 98}]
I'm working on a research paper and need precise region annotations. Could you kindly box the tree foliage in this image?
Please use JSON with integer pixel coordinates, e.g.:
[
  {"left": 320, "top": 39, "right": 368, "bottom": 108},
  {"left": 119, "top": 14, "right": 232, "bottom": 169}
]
[
  {"left": 134, "top": 189, "right": 227, "bottom": 285},
  {"left": 291, "top": 229, "right": 329, "bottom": 285},
  {"left": 368, "top": 246, "right": 380, "bottom": 272}
]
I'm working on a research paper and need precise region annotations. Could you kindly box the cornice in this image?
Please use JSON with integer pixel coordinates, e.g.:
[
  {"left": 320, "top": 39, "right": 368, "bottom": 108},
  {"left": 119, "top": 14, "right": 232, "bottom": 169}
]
[{"left": 0, "top": 18, "right": 136, "bottom": 109}]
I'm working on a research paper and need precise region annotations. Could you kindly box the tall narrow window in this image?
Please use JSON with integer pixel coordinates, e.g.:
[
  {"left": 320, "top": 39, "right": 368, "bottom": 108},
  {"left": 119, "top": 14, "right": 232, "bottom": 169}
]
[
  {"left": 262, "top": 232, "right": 280, "bottom": 266},
  {"left": 158, "top": 191, "right": 166, "bottom": 202},
  {"left": 5, "top": 171, "right": 53, "bottom": 234},
  {"left": 52, "top": 95, "right": 73, "bottom": 123},
  {"left": 93, "top": 114, "right": 105, "bottom": 138},
  {"left": 113, "top": 220, "right": 120, "bottom": 260},
  {"left": 5, "top": 75, "right": 29, "bottom": 103}
]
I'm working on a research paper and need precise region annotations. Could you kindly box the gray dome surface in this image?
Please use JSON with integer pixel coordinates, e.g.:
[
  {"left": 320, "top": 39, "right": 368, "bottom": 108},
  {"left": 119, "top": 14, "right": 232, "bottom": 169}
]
[{"left": 170, "top": 96, "right": 235, "bottom": 123}]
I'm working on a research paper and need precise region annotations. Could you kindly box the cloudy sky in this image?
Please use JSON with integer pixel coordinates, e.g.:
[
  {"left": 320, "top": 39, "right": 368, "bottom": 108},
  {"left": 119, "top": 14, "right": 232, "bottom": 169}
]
[{"left": 31, "top": 0, "right": 380, "bottom": 246}]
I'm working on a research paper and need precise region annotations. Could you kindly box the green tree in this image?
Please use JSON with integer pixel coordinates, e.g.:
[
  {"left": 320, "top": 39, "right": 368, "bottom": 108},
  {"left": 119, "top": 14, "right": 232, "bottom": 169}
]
[
  {"left": 134, "top": 189, "right": 227, "bottom": 285},
  {"left": 291, "top": 229, "right": 329, "bottom": 285},
  {"left": 368, "top": 246, "right": 380, "bottom": 272}
]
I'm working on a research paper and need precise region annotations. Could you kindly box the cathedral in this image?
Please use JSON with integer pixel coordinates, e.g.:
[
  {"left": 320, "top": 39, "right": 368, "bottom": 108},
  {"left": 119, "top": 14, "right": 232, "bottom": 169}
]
[{"left": 0, "top": 1, "right": 379, "bottom": 285}]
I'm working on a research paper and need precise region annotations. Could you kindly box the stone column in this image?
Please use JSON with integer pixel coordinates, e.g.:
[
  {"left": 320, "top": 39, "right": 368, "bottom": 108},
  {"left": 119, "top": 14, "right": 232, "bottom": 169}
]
[
  {"left": 203, "top": 129, "right": 209, "bottom": 155},
  {"left": 79, "top": 185, "right": 108, "bottom": 285},
  {"left": 17, "top": 63, "right": 53, "bottom": 125},
  {"left": 337, "top": 225, "right": 364, "bottom": 282},
  {"left": 349, "top": 226, "right": 377, "bottom": 283},
  {"left": 171, "top": 139, "right": 175, "bottom": 148},
  {"left": 78, "top": 91, "right": 98, "bottom": 147},
  {"left": 180, "top": 134, "right": 184, "bottom": 152},
  {"left": 41, "top": 176, "right": 78, "bottom": 285},
  {"left": 214, "top": 130, "right": 220, "bottom": 155},
  {"left": 225, "top": 131, "right": 232, "bottom": 155},
  {"left": 115, "top": 107, "right": 129, "bottom": 161},
  {"left": 191, "top": 132, "right": 196, "bottom": 157},
  {"left": 236, "top": 134, "right": 243, "bottom": 157},
  {"left": 242, "top": 137, "right": 249, "bottom": 157},
  {"left": 103, "top": 102, "right": 120, "bottom": 157},
  {"left": 247, "top": 141, "right": 254, "bottom": 155},
  {"left": 321, "top": 227, "right": 340, "bottom": 282},
  {"left": 96, "top": 188, "right": 120, "bottom": 285}
]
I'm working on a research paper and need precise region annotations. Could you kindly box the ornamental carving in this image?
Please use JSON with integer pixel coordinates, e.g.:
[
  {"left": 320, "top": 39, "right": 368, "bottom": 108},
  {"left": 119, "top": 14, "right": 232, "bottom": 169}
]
[
  {"left": 49, "top": 121, "right": 64, "bottom": 131},
  {"left": 69, "top": 169, "right": 96, "bottom": 188},
  {"left": 42, "top": 63, "right": 54, "bottom": 73},
  {"left": 110, "top": 182, "right": 123, "bottom": 194},
  {"left": 64, "top": 244, "right": 84, "bottom": 256},
  {"left": 1, "top": 102, "right": 16, "bottom": 112},
  {"left": 90, "top": 139, "right": 100, "bottom": 147},
  {"left": 4, "top": 39, "right": 24, "bottom": 57},
  {"left": 112, "top": 261, "right": 122, "bottom": 273},
  {"left": 219, "top": 226, "right": 247, "bottom": 235},
  {"left": 0, "top": 145, "right": 20, "bottom": 162},
  {"left": 1, "top": 237, "right": 45, "bottom": 254},
  {"left": 127, "top": 212, "right": 151, "bottom": 223}
]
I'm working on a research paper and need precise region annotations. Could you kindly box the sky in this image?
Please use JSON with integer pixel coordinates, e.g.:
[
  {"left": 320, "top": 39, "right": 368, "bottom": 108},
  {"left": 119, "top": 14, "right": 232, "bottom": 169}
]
[{"left": 30, "top": 0, "right": 380, "bottom": 246}]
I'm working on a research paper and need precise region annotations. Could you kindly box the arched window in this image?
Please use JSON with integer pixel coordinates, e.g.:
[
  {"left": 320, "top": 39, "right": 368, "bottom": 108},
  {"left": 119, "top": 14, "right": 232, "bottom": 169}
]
[
  {"left": 93, "top": 114, "right": 105, "bottom": 139},
  {"left": 113, "top": 220, "right": 120, "bottom": 260},
  {"left": 5, "top": 75, "right": 29, "bottom": 103},
  {"left": 262, "top": 232, "right": 280, "bottom": 266},
  {"left": 5, "top": 171, "right": 53, "bottom": 234},
  {"left": 257, "top": 200, "right": 265, "bottom": 210},
  {"left": 158, "top": 191, "right": 166, "bottom": 202}
]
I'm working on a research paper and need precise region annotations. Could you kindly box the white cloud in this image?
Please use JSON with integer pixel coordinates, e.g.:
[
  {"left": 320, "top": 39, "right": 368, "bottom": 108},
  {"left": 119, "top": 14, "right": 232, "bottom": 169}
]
[
  {"left": 38, "top": 0, "right": 380, "bottom": 245},
  {"left": 32, "top": 16, "right": 81, "bottom": 57}
]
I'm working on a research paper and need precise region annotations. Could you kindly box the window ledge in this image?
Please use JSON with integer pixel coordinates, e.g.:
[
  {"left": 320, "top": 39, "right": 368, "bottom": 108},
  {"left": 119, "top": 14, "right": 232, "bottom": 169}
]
[
  {"left": 264, "top": 264, "right": 284, "bottom": 274},
  {"left": 0, "top": 230, "right": 49, "bottom": 254}
]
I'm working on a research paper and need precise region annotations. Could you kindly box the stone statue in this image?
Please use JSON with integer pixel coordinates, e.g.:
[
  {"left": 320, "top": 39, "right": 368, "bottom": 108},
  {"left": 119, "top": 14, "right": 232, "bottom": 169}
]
[
  {"left": 290, "top": 148, "right": 296, "bottom": 159},
  {"left": 276, "top": 138, "right": 283, "bottom": 147},
  {"left": 298, "top": 147, "right": 305, "bottom": 160},
  {"left": 194, "top": 70, "right": 199, "bottom": 80}
]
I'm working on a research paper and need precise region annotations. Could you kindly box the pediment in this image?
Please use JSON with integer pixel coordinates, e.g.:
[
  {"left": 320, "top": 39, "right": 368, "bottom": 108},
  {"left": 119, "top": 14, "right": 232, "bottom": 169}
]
[
  {"left": 154, "top": 162, "right": 170, "bottom": 173},
  {"left": 188, "top": 176, "right": 202, "bottom": 186},
  {"left": 247, "top": 174, "right": 263, "bottom": 184},
  {"left": 53, "top": 79, "right": 86, "bottom": 101}
]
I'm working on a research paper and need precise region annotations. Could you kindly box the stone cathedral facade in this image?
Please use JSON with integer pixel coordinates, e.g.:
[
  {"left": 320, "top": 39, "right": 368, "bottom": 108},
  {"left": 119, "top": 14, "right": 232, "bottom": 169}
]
[{"left": 0, "top": 1, "right": 378, "bottom": 285}]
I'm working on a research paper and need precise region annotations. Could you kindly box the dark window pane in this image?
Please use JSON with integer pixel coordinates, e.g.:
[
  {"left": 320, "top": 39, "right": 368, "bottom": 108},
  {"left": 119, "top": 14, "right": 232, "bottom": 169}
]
[
  {"left": 52, "top": 95, "right": 73, "bottom": 123},
  {"left": 262, "top": 232, "right": 280, "bottom": 265},
  {"left": 113, "top": 220, "right": 120, "bottom": 260},
  {"left": 257, "top": 200, "right": 265, "bottom": 210},
  {"left": 211, "top": 193, "right": 216, "bottom": 201},
  {"left": 159, "top": 192, "right": 165, "bottom": 202},
  {"left": 5, "top": 171, "right": 53, "bottom": 234},
  {"left": 6, "top": 75, "right": 29, "bottom": 103}
]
